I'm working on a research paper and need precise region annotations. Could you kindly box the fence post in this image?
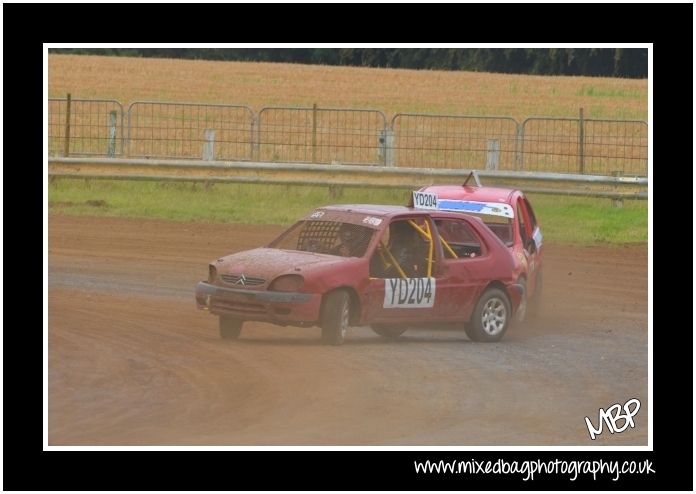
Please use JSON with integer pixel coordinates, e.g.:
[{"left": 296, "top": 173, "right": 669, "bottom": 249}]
[
  {"left": 515, "top": 122, "right": 524, "bottom": 171},
  {"left": 250, "top": 114, "right": 256, "bottom": 161},
  {"left": 120, "top": 105, "right": 124, "bottom": 156},
  {"left": 578, "top": 107, "right": 585, "bottom": 174},
  {"left": 64, "top": 93, "right": 71, "bottom": 157},
  {"left": 312, "top": 103, "right": 317, "bottom": 163},
  {"left": 107, "top": 111, "right": 117, "bottom": 157},
  {"left": 486, "top": 139, "right": 500, "bottom": 170},
  {"left": 379, "top": 129, "right": 395, "bottom": 167},
  {"left": 126, "top": 103, "right": 132, "bottom": 157},
  {"left": 254, "top": 113, "right": 261, "bottom": 161},
  {"left": 203, "top": 129, "right": 215, "bottom": 161}
]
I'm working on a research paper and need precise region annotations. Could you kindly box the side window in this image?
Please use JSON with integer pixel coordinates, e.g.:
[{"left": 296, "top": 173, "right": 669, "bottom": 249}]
[
  {"left": 434, "top": 219, "right": 483, "bottom": 259},
  {"left": 517, "top": 201, "right": 527, "bottom": 240},
  {"left": 369, "top": 219, "right": 432, "bottom": 278},
  {"left": 517, "top": 199, "right": 528, "bottom": 244},
  {"left": 523, "top": 197, "right": 538, "bottom": 231},
  {"left": 518, "top": 198, "right": 538, "bottom": 253}
]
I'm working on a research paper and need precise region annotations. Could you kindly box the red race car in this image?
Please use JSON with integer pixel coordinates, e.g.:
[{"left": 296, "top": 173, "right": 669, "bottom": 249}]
[
  {"left": 196, "top": 201, "right": 525, "bottom": 343},
  {"left": 415, "top": 176, "right": 543, "bottom": 323}
]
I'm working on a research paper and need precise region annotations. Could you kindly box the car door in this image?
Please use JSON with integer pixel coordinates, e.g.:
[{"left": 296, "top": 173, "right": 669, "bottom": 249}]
[
  {"left": 516, "top": 196, "right": 542, "bottom": 293},
  {"left": 363, "top": 217, "right": 444, "bottom": 324},
  {"left": 430, "top": 217, "right": 488, "bottom": 320}
]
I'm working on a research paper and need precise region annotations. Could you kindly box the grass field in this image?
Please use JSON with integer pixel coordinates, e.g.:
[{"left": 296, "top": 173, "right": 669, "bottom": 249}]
[
  {"left": 48, "top": 54, "right": 647, "bottom": 120},
  {"left": 48, "top": 178, "right": 647, "bottom": 245}
]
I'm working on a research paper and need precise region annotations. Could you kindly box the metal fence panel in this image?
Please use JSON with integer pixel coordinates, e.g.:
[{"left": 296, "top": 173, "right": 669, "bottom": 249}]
[
  {"left": 48, "top": 98, "right": 124, "bottom": 156},
  {"left": 521, "top": 118, "right": 648, "bottom": 176},
  {"left": 583, "top": 119, "right": 648, "bottom": 176},
  {"left": 391, "top": 114, "right": 520, "bottom": 170},
  {"left": 257, "top": 107, "right": 387, "bottom": 165},
  {"left": 127, "top": 102, "right": 254, "bottom": 160},
  {"left": 48, "top": 97, "right": 648, "bottom": 177}
]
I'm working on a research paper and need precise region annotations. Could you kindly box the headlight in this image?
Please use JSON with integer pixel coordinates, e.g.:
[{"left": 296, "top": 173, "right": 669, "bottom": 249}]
[
  {"left": 208, "top": 264, "right": 217, "bottom": 283},
  {"left": 269, "top": 274, "right": 304, "bottom": 292}
]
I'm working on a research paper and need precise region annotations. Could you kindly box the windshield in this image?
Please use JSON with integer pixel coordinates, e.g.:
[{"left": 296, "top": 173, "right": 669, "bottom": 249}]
[
  {"left": 269, "top": 220, "right": 375, "bottom": 258},
  {"left": 467, "top": 213, "right": 514, "bottom": 247}
]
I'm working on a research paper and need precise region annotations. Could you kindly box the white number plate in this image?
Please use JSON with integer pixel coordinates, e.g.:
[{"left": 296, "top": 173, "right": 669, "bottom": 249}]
[
  {"left": 412, "top": 191, "right": 438, "bottom": 210},
  {"left": 384, "top": 277, "right": 436, "bottom": 308}
]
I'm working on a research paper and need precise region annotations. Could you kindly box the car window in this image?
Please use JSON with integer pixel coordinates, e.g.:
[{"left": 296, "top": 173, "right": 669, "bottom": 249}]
[
  {"left": 434, "top": 219, "right": 483, "bottom": 259},
  {"left": 269, "top": 220, "right": 374, "bottom": 257},
  {"left": 523, "top": 197, "right": 538, "bottom": 231},
  {"left": 369, "top": 219, "right": 432, "bottom": 278},
  {"left": 517, "top": 199, "right": 528, "bottom": 243},
  {"left": 517, "top": 198, "right": 539, "bottom": 253},
  {"left": 448, "top": 211, "right": 512, "bottom": 247}
]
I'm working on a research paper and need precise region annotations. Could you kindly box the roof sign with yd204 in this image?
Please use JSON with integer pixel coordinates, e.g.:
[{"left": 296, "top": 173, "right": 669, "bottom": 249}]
[{"left": 412, "top": 191, "right": 438, "bottom": 210}]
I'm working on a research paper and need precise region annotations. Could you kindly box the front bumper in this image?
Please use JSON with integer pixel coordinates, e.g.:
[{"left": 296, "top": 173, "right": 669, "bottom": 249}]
[{"left": 195, "top": 281, "right": 321, "bottom": 324}]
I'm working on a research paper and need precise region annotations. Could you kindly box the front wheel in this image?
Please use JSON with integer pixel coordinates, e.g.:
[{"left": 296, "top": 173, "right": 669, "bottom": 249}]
[
  {"left": 465, "top": 288, "right": 511, "bottom": 342},
  {"left": 371, "top": 324, "right": 407, "bottom": 338},
  {"left": 219, "top": 316, "right": 243, "bottom": 339},
  {"left": 321, "top": 291, "right": 351, "bottom": 345}
]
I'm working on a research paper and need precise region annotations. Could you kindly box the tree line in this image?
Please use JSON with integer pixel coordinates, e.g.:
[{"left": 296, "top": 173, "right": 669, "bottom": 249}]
[{"left": 49, "top": 48, "right": 647, "bottom": 78}]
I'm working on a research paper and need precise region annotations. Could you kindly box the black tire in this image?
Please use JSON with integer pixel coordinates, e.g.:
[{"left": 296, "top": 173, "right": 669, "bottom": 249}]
[
  {"left": 371, "top": 324, "right": 407, "bottom": 338},
  {"left": 321, "top": 291, "right": 350, "bottom": 345},
  {"left": 465, "top": 288, "right": 511, "bottom": 342},
  {"left": 219, "top": 316, "right": 243, "bottom": 339},
  {"left": 528, "top": 269, "right": 543, "bottom": 318}
]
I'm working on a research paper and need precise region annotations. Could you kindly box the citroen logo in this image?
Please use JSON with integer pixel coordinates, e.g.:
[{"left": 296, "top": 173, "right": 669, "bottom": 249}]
[{"left": 234, "top": 274, "right": 247, "bottom": 286}]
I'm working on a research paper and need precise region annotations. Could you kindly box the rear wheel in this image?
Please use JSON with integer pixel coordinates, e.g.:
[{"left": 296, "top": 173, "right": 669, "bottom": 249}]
[
  {"left": 465, "top": 288, "right": 511, "bottom": 342},
  {"left": 371, "top": 324, "right": 407, "bottom": 338},
  {"left": 321, "top": 291, "right": 350, "bottom": 345},
  {"left": 219, "top": 316, "right": 243, "bottom": 339}
]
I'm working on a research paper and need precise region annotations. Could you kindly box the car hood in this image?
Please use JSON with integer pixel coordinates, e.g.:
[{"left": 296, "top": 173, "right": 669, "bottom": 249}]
[{"left": 214, "top": 247, "right": 347, "bottom": 280}]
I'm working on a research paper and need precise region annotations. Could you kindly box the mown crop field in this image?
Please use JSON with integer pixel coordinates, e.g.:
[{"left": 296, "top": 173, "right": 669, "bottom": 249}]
[{"left": 48, "top": 54, "right": 647, "bottom": 120}]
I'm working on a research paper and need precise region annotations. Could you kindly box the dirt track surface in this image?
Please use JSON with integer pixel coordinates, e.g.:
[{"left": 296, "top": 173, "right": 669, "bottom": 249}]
[{"left": 48, "top": 215, "right": 648, "bottom": 445}]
